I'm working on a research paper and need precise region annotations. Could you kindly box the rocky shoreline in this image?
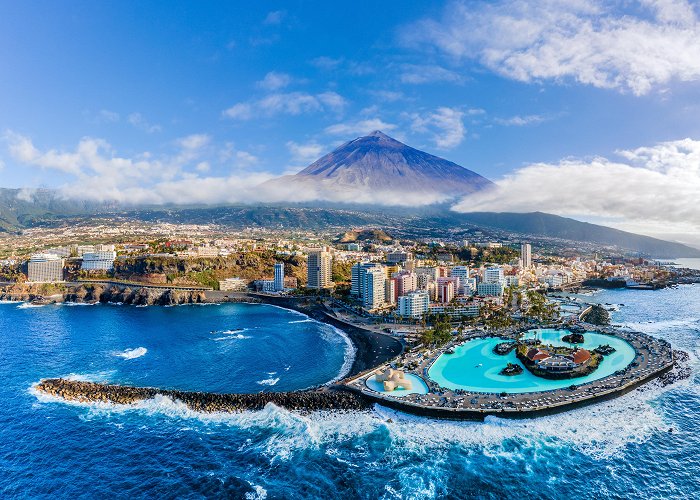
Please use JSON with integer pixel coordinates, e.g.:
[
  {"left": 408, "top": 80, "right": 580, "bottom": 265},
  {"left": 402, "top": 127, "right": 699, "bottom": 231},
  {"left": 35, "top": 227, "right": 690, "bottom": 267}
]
[
  {"left": 36, "top": 378, "right": 373, "bottom": 413},
  {"left": 0, "top": 283, "right": 206, "bottom": 306}
]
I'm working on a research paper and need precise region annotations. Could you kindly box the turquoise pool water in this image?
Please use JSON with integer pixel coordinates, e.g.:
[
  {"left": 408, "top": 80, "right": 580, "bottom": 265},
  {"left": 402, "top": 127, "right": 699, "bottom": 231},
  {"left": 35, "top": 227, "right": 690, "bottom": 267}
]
[
  {"left": 365, "top": 373, "right": 429, "bottom": 397},
  {"left": 428, "top": 329, "right": 636, "bottom": 394}
]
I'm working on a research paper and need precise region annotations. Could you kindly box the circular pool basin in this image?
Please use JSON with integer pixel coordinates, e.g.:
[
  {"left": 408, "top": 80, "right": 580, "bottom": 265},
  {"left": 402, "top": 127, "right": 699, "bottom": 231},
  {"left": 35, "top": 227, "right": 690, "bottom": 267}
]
[
  {"left": 428, "top": 329, "right": 636, "bottom": 394},
  {"left": 365, "top": 373, "right": 430, "bottom": 397}
]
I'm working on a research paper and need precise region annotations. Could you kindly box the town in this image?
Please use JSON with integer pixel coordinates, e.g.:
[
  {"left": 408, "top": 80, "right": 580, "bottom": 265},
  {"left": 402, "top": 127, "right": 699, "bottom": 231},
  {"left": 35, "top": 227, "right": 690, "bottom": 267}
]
[{"left": 1, "top": 219, "right": 693, "bottom": 337}]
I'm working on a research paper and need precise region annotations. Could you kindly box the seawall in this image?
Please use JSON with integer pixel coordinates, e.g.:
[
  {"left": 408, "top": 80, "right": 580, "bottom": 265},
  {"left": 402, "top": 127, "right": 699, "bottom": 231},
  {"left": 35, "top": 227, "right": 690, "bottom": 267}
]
[{"left": 36, "top": 378, "right": 373, "bottom": 413}]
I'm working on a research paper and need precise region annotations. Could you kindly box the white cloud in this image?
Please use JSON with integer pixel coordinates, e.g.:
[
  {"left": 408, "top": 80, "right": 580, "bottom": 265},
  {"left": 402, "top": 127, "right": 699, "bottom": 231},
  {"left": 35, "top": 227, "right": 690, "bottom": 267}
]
[
  {"left": 222, "top": 103, "right": 253, "bottom": 120},
  {"left": 452, "top": 137, "right": 700, "bottom": 238},
  {"left": 16, "top": 188, "right": 36, "bottom": 202},
  {"left": 223, "top": 91, "right": 346, "bottom": 120},
  {"left": 127, "top": 113, "right": 161, "bottom": 133},
  {"left": 97, "top": 109, "right": 120, "bottom": 123},
  {"left": 4, "top": 131, "right": 455, "bottom": 208},
  {"left": 310, "top": 56, "right": 343, "bottom": 70},
  {"left": 263, "top": 10, "right": 286, "bottom": 26},
  {"left": 286, "top": 140, "right": 325, "bottom": 163},
  {"left": 176, "top": 134, "right": 211, "bottom": 150},
  {"left": 324, "top": 118, "right": 397, "bottom": 136},
  {"left": 234, "top": 150, "right": 259, "bottom": 168},
  {"left": 495, "top": 114, "right": 548, "bottom": 126},
  {"left": 177, "top": 133, "right": 210, "bottom": 150},
  {"left": 404, "top": 0, "right": 700, "bottom": 95},
  {"left": 409, "top": 107, "right": 466, "bottom": 149},
  {"left": 256, "top": 71, "right": 293, "bottom": 90}
]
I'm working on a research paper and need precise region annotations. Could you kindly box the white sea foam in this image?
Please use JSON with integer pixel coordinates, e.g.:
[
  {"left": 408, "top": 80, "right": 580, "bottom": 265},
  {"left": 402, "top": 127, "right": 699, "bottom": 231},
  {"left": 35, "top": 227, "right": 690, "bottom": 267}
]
[
  {"left": 622, "top": 318, "right": 700, "bottom": 335},
  {"left": 320, "top": 324, "right": 356, "bottom": 385},
  {"left": 245, "top": 485, "right": 267, "bottom": 500},
  {"left": 29, "top": 371, "right": 685, "bottom": 467},
  {"left": 63, "top": 301, "right": 98, "bottom": 306},
  {"left": 213, "top": 331, "right": 252, "bottom": 341},
  {"left": 0, "top": 299, "right": 18, "bottom": 304},
  {"left": 113, "top": 347, "right": 148, "bottom": 359},
  {"left": 219, "top": 328, "right": 249, "bottom": 335},
  {"left": 17, "top": 302, "right": 45, "bottom": 309},
  {"left": 257, "top": 377, "right": 280, "bottom": 386},
  {"left": 289, "top": 318, "right": 313, "bottom": 324}
]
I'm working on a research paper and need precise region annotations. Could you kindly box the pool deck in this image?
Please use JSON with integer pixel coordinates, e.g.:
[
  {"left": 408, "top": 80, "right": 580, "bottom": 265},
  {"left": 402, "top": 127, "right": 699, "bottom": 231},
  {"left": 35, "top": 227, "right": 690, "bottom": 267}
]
[{"left": 342, "top": 324, "right": 675, "bottom": 420}]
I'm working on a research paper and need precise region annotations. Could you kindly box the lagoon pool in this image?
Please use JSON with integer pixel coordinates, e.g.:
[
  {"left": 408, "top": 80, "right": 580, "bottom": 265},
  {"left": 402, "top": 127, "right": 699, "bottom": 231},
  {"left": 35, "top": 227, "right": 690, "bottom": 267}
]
[
  {"left": 365, "top": 373, "right": 430, "bottom": 397},
  {"left": 428, "top": 329, "right": 636, "bottom": 394}
]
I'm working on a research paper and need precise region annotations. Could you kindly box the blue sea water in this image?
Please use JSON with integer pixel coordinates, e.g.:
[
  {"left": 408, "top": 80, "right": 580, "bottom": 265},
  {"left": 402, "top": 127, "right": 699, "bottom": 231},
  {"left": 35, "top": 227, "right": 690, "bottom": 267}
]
[{"left": 1, "top": 287, "right": 699, "bottom": 499}]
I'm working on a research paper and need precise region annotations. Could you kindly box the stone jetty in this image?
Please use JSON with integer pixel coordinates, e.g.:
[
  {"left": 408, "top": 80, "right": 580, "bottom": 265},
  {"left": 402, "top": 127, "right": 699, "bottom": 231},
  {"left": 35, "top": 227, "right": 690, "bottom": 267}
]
[{"left": 36, "top": 378, "right": 372, "bottom": 413}]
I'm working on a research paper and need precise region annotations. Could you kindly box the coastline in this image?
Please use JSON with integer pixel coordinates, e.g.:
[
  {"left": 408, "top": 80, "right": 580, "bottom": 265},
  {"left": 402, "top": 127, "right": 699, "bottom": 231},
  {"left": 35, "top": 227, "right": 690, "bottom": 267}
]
[{"left": 8, "top": 283, "right": 690, "bottom": 420}]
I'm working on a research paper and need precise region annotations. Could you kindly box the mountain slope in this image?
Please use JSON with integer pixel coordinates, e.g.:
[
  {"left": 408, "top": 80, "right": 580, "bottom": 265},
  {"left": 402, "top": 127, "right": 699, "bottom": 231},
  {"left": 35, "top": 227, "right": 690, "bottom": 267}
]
[
  {"left": 2, "top": 188, "right": 698, "bottom": 257},
  {"left": 259, "top": 131, "right": 493, "bottom": 204},
  {"left": 454, "top": 212, "right": 700, "bottom": 258},
  {"left": 0, "top": 188, "right": 113, "bottom": 233}
]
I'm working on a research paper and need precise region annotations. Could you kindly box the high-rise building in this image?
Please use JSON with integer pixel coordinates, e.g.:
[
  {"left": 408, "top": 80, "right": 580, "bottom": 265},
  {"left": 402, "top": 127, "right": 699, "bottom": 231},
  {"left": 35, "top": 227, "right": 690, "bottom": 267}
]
[
  {"left": 28, "top": 253, "right": 64, "bottom": 283},
  {"left": 392, "top": 270, "right": 418, "bottom": 298},
  {"left": 81, "top": 250, "right": 117, "bottom": 271},
  {"left": 437, "top": 276, "right": 460, "bottom": 298},
  {"left": 398, "top": 291, "right": 430, "bottom": 318},
  {"left": 521, "top": 243, "right": 532, "bottom": 268},
  {"left": 437, "top": 280, "right": 455, "bottom": 303},
  {"left": 384, "top": 278, "right": 396, "bottom": 305},
  {"left": 274, "top": 262, "right": 285, "bottom": 291},
  {"left": 362, "top": 267, "right": 386, "bottom": 310},
  {"left": 307, "top": 247, "right": 333, "bottom": 289},
  {"left": 484, "top": 266, "right": 505, "bottom": 285},
  {"left": 416, "top": 266, "right": 439, "bottom": 289},
  {"left": 477, "top": 282, "right": 504, "bottom": 296},
  {"left": 351, "top": 262, "right": 383, "bottom": 298},
  {"left": 449, "top": 266, "right": 469, "bottom": 294}
]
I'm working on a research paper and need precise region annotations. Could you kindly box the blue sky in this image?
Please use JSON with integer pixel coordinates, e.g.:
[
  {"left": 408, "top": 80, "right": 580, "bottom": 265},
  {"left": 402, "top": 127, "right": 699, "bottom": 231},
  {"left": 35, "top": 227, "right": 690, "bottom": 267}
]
[{"left": 2, "top": 1, "right": 700, "bottom": 244}]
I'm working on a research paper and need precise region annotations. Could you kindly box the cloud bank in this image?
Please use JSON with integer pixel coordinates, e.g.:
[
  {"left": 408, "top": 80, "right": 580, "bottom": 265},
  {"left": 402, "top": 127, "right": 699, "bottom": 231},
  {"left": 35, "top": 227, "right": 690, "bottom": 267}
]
[
  {"left": 403, "top": 0, "right": 700, "bottom": 95},
  {"left": 7, "top": 130, "right": 700, "bottom": 239},
  {"left": 453, "top": 137, "right": 700, "bottom": 237}
]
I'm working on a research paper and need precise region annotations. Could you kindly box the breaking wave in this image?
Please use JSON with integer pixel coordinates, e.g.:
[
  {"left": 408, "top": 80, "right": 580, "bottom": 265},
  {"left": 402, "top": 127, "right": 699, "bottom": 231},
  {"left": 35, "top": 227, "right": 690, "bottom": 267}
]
[{"left": 113, "top": 347, "right": 148, "bottom": 359}]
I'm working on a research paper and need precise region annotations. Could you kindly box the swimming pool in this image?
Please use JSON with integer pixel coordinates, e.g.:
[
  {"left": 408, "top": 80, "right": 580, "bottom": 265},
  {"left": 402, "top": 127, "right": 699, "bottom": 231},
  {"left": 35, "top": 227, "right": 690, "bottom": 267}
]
[
  {"left": 365, "top": 373, "right": 430, "bottom": 397},
  {"left": 428, "top": 329, "right": 636, "bottom": 394}
]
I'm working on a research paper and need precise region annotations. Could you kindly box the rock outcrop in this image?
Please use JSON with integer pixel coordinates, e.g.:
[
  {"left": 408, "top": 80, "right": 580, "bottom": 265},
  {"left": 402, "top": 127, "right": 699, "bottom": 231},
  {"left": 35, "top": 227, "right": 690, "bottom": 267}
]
[{"left": 1, "top": 283, "right": 207, "bottom": 306}]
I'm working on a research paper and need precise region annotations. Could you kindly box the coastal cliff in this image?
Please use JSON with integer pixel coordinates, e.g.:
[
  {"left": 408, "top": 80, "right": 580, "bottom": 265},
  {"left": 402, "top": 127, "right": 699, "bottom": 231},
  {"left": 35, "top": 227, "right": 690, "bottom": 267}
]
[
  {"left": 36, "top": 378, "right": 372, "bottom": 413},
  {"left": 0, "top": 283, "right": 206, "bottom": 306}
]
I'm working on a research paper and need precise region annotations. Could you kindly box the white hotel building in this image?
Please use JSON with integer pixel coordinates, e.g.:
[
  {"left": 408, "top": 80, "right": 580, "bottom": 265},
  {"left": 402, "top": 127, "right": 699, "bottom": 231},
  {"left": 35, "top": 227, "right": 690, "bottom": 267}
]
[
  {"left": 398, "top": 291, "right": 430, "bottom": 318},
  {"left": 28, "top": 254, "right": 64, "bottom": 283}
]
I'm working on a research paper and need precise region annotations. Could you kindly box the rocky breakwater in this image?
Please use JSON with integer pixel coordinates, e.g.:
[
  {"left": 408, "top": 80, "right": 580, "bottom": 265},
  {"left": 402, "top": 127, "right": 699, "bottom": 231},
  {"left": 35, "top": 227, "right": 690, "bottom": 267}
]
[{"left": 35, "top": 378, "right": 372, "bottom": 413}]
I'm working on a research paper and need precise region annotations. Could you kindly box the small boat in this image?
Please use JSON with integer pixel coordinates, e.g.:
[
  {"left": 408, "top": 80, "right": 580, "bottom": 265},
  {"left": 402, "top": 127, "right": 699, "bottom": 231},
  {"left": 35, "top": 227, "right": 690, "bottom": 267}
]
[{"left": 475, "top": 363, "right": 483, "bottom": 368}]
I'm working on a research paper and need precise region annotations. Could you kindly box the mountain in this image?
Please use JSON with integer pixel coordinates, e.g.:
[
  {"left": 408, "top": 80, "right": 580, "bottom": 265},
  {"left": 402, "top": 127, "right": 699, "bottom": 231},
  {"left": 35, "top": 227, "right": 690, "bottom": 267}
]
[
  {"left": 453, "top": 212, "right": 700, "bottom": 258},
  {"left": 0, "top": 188, "right": 113, "bottom": 233},
  {"left": 259, "top": 131, "right": 494, "bottom": 203}
]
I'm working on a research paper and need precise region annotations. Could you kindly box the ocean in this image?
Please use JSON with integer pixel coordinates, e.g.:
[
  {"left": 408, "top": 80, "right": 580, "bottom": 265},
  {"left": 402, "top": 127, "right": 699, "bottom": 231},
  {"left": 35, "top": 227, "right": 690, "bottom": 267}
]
[{"left": 0, "top": 288, "right": 699, "bottom": 499}]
